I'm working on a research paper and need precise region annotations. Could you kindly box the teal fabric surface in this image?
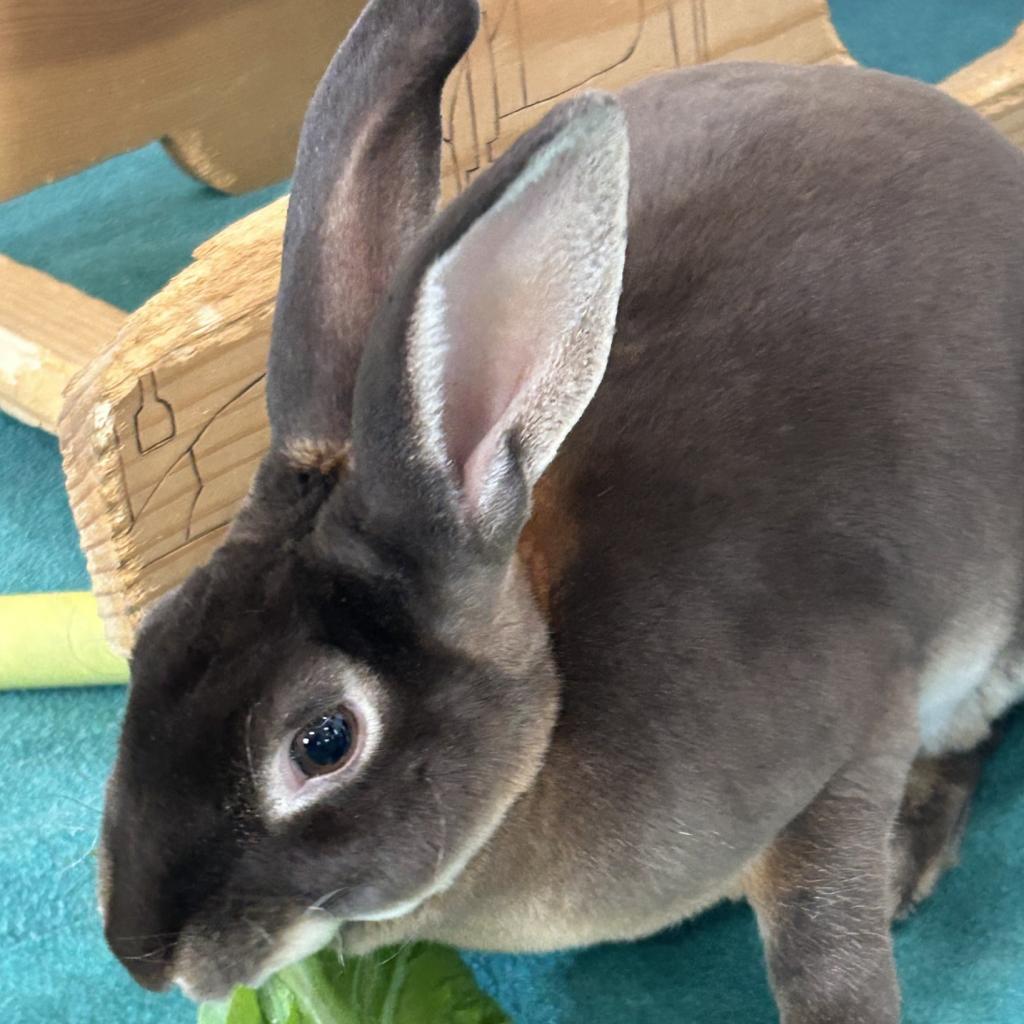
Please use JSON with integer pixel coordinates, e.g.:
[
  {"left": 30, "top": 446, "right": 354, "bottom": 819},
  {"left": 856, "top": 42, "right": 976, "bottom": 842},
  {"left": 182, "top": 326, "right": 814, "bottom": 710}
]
[{"left": 2, "top": 3, "right": 1023, "bottom": 1022}]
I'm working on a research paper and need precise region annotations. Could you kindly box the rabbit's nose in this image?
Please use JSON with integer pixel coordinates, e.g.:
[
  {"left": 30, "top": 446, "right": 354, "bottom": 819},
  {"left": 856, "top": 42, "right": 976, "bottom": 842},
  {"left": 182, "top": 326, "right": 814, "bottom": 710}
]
[
  {"left": 104, "top": 923, "right": 176, "bottom": 992},
  {"left": 127, "top": 954, "right": 174, "bottom": 993}
]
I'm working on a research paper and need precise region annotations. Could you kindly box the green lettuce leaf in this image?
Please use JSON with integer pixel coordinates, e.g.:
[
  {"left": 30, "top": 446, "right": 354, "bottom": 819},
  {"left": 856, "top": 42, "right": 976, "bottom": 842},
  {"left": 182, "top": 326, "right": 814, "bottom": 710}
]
[{"left": 197, "top": 944, "right": 510, "bottom": 1024}]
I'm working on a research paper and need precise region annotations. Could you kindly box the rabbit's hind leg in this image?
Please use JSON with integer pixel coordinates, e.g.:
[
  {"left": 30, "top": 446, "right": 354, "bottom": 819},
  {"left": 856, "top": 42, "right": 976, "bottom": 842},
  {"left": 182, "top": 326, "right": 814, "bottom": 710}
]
[{"left": 888, "top": 742, "right": 992, "bottom": 920}]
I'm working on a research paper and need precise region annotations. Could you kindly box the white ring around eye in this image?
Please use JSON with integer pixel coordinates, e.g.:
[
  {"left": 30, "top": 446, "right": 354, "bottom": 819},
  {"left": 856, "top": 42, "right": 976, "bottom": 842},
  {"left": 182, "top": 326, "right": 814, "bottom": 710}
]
[{"left": 260, "top": 665, "right": 385, "bottom": 823}]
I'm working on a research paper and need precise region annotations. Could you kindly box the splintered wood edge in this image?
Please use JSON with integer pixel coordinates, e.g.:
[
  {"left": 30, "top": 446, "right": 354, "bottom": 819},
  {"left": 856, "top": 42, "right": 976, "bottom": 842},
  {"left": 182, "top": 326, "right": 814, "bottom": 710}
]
[
  {"left": 57, "top": 197, "right": 289, "bottom": 654},
  {"left": 0, "top": 256, "right": 127, "bottom": 431}
]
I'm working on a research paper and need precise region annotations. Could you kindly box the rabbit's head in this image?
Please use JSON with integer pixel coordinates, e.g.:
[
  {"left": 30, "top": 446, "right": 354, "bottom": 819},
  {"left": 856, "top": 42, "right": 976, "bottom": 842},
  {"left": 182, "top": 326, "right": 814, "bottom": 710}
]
[{"left": 99, "top": 0, "right": 629, "bottom": 1001}]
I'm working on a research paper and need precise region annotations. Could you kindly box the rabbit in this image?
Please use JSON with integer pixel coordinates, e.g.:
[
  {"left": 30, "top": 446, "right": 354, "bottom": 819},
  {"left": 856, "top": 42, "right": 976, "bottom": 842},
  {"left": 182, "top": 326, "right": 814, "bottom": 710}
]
[{"left": 97, "top": 0, "right": 1024, "bottom": 1020}]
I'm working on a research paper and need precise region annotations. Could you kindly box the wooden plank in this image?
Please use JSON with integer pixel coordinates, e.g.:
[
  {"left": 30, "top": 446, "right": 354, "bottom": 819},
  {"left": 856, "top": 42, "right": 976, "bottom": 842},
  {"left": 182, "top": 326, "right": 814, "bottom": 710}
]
[
  {"left": 0, "top": 0, "right": 364, "bottom": 200},
  {"left": 440, "top": 0, "right": 850, "bottom": 200},
  {"left": 61, "top": 3, "right": 1024, "bottom": 655},
  {"left": 59, "top": 204, "right": 283, "bottom": 652},
  {"left": 941, "top": 24, "right": 1024, "bottom": 150},
  {"left": 0, "top": 256, "right": 126, "bottom": 431}
]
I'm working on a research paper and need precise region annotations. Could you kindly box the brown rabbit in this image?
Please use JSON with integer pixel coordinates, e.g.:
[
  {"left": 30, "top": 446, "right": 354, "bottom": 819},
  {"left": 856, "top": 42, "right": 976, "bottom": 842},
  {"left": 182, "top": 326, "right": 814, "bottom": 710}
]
[{"left": 98, "top": 0, "right": 1024, "bottom": 1020}]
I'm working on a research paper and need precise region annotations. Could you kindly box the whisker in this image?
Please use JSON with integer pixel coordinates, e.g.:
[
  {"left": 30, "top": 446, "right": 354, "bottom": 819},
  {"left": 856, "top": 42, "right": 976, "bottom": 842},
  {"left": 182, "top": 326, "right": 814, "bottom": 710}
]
[
  {"left": 376, "top": 936, "right": 416, "bottom": 968},
  {"left": 244, "top": 916, "right": 274, "bottom": 947},
  {"left": 59, "top": 842, "right": 98, "bottom": 877},
  {"left": 307, "top": 885, "right": 349, "bottom": 914},
  {"left": 58, "top": 793, "right": 104, "bottom": 815},
  {"left": 106, "top": 929, "right": 180, "bottom": 943},
  {"left": 245, "top": 708, "right": 257, "bottom": 784},
  {"left": 119, "top": 943, "right": 174, "bottom": 963},
  {"left": 424, "top": 773, "right": 448, "bottom": 886}
]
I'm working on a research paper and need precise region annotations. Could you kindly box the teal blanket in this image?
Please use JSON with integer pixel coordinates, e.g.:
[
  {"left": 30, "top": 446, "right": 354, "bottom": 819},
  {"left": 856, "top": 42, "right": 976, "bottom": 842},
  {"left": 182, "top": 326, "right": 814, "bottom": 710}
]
[{"left": 2, "top": 3, "right": 1024, "bottom": 1020}]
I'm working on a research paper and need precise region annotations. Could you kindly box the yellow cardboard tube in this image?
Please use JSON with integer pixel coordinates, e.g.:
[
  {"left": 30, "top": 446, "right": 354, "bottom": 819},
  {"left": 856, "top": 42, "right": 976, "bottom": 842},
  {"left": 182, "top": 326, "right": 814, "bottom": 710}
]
[{"left": 0, "top": 592, "right": 129, "bottom": 689}]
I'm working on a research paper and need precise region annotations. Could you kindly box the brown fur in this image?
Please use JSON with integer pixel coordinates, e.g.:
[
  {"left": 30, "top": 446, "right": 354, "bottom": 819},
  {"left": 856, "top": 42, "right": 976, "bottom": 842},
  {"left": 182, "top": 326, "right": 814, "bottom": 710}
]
[
  {"left": 283, "top": 437, "right": 353, "bottom": 477},
  {"left": 889, "top": 748, "right": 987, "bottom": 917},
  {"left": 516, "top": 466, "right": 579, "bottom": 622}
]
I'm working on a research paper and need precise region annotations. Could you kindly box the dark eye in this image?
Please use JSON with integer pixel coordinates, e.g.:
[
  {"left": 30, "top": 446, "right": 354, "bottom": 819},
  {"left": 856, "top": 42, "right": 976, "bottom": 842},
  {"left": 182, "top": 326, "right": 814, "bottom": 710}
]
[{"left": 290, "top": 710, "right": 356, "bottom": 778}]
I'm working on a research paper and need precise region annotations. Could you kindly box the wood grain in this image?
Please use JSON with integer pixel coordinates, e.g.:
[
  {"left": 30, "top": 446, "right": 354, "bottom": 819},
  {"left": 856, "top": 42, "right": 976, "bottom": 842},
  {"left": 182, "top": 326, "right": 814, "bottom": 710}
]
[
  {"left": 941, "top": 23, "right": 1024, "bottom": 151},
  {"left": 0, "top": 0, "right": 364, "bottom": 200},
  {"left": 57, "top": 2, "right": 1024, "bottom": 654},
  {"left": 0, "top": 256, "right": 126, "bottom": 431},
  {"left": 60, "top": 212, "right": 282, "bottom": 652},
  {"left": 439, "top": 0, "right": 850, "bottom": 201}
]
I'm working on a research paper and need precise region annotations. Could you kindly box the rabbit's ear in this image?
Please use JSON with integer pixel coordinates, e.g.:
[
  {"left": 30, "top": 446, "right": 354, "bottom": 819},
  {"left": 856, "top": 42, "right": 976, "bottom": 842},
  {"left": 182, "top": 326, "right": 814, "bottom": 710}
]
[
  {"left": 266, "top": 0, "right": 479, "bottom": 457},
  {"left": 348, "top": 94, "right": 629, "bottom": 555}
]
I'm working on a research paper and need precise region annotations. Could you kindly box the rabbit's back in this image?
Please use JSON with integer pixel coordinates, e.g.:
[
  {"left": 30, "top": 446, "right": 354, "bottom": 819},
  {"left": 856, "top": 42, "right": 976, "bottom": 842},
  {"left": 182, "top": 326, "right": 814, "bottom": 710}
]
[{"left": 545, "top": 63, "right": 1024, "bottom": 807}]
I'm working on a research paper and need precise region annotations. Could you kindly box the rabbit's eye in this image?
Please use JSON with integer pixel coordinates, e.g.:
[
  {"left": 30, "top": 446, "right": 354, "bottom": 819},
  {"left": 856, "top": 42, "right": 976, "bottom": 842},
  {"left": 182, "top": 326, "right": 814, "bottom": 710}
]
[{"left": 290, "top": 710, "right": 356, "bottom": 778}]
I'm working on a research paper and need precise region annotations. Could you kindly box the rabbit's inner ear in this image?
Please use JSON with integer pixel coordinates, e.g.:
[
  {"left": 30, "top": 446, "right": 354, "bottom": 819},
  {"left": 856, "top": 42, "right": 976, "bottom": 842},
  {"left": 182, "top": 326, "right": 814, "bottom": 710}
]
[{"left": 405, "top": 97, "right": 631, "bottom": 532}]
